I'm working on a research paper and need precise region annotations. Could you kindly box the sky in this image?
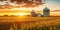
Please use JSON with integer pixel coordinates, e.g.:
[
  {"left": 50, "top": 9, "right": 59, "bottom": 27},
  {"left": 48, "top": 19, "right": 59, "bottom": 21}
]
[
  {"left": 0, "top": 0, "right": 60, "bottom": 10},
  {"left": 44, "top": 0, "right": 60, "bottom": 10},
  {"left": 0, "top": 0, "right": 60, "bottom": 16}
]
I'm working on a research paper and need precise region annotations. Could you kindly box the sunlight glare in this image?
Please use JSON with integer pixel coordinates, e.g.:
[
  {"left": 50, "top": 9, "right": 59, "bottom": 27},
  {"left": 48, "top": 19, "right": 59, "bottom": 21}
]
[{"left": 19, "top": 13, "right": 26, "bottom": 16}]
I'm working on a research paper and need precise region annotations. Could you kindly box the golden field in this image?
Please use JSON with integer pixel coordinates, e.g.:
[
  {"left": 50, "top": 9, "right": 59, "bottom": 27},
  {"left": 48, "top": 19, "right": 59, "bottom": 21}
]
[{"left": 0, "top": 16, "right": 60, "bottom": 30}]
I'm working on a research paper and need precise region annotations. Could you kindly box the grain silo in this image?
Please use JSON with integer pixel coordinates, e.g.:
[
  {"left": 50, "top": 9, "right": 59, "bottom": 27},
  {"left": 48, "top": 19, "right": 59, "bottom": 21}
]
[{"left": 43, "top": 7, "right": 50, "bottom": 17}]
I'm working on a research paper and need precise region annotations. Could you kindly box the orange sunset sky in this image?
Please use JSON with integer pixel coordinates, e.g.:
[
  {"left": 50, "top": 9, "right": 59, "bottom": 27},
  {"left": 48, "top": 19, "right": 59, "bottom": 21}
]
[{"left": 0, "top": 0, "right": 60, "bottom": 16}]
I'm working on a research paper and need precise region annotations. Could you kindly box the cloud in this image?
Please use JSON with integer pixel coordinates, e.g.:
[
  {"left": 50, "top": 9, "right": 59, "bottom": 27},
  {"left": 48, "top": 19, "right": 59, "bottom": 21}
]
[{"left": 0, "top": 0, "right": 45, "bottom": 7}]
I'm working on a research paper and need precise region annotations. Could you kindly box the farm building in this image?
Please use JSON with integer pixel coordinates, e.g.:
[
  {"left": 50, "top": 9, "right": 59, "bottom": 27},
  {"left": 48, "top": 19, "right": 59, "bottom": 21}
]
[
  {"left": 31, "top": 10, "right": 43, "bottom": 17},
  {"left": 36, "top": 13, "right": 41, "bottom": 17},
  {"left": 31, "top": 7, "right": 50, "bottom": 17},
  {"left": 43, "top": 7, "right": 50, "bottom": 17},
  {"left": 31, "top": 10, "right": 36, "bottom": 17}
]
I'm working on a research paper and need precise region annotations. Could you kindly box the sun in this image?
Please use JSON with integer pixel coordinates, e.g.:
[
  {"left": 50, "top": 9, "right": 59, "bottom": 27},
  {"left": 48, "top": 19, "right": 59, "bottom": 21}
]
[{"left": 19, "top": 13, "right": 26, "bottom": 16}]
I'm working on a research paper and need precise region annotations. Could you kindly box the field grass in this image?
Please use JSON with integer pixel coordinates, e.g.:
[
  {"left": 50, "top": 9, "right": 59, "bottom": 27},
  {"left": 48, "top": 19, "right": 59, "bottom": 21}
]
[
  {"left": 0, "top": 16, "right": 60, "bottom": 30},
  {"left": 0, "top": 16, "right": 60, "bottom": 22}
]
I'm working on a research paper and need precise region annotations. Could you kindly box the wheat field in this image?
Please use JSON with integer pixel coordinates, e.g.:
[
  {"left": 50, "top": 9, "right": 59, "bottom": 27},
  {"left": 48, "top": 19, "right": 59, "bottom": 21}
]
[{"left": 0, "top": 16, "right": 60, "bottom": 30}]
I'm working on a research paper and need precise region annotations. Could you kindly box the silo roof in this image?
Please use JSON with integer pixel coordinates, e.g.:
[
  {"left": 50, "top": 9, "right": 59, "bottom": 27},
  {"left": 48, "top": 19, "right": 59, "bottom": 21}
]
[{"left": 43, "top": 7, "right": 50, "bottom": 10}]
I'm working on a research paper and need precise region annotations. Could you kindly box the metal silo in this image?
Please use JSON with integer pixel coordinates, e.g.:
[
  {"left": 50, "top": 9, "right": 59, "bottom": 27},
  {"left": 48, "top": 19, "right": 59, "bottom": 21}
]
[{"left": 43, "top": 7, "right": 50, "bottom": 17}]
